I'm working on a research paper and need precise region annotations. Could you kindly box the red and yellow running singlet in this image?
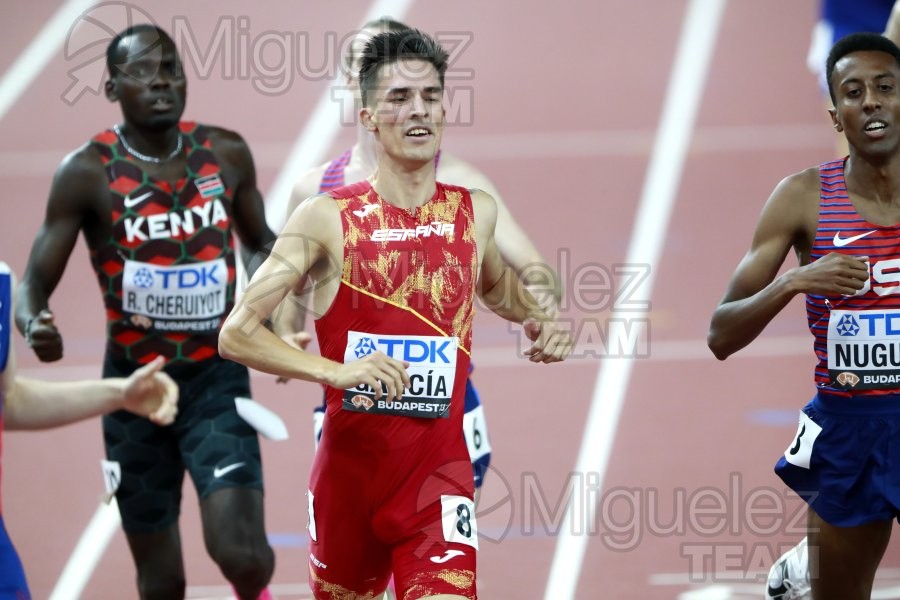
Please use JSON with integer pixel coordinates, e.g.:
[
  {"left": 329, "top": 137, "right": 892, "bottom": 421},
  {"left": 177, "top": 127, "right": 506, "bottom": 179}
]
[{"left": 315, "top": 180, "right": 477, "bottom": 426}]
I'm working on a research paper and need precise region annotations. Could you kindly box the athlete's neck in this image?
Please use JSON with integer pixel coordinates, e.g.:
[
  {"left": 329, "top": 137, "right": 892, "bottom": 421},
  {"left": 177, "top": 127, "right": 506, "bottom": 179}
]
[
  {"left": 118, "top": 122, "right": 182, "bottom": 160},
  {"left": 370, "top": 159, "right": 437, "bottom": 210},
  {"left": 845, "top": 152, "right": 900, "bottom": 206}
]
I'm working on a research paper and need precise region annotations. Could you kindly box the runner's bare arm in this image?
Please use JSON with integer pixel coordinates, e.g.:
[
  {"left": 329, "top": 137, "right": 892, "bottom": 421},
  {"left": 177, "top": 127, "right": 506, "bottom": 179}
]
[
  {"left": 3, "top": 271, "right": 178, "bottom": 429},
  {"left": 16, "top": 147, "right": 107, "bottom": 361},
  {"left": 708, "top": 169, "right": 868, "bottom": 359},
  {"left": 8, "top": 357, "right": 178, "bottom": 430},
  {"left": 441, "top": 153, "right": 561, "bottom": 315},
  {"left": 220, "top": 196, "right": 410, "bottom": 398},
  {"left": 209, "top": 127, "right": 276, "bottom": 279},
  {"left": 473, "top": 190, "right": 572, "bottom": 363},
  {"left": 271, "top": 172, "right": 327, "bottom": 341}
]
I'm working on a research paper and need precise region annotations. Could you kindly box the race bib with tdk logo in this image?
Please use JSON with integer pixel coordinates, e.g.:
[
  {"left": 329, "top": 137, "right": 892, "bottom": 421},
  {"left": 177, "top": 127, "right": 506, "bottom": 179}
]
[
  {"left": 828, "top": 308, "right": 900, "bottom": 389},
  {"left": 122, "top": 258, "right": 227, "bottom": 333},
  {"left": 341, "top": 331, "right": 458, "bottom": 418}
]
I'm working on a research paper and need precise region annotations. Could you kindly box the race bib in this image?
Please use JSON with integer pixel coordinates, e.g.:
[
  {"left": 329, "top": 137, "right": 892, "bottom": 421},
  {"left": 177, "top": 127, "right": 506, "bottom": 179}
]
[
  {"left": 122, "top": 258, "right": 227, "bottom": 333},
  {"left": 440, "top": 495, "right": 479, "bottom": 550},
  {"left": 827, "top": 308, "right": 900, "bottom": 390},
  {"left": 463, "top": 404, "right": 492, "bottom": 463},
  {"left": 341, "top": 331, "right": 458, "bottom": 418},
  {"left": 782, "top": 411, "right": 822, "bottom": 469}
]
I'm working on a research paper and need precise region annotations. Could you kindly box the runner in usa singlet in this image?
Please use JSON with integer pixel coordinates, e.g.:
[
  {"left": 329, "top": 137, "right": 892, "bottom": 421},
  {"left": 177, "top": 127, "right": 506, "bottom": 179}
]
[
  {"left": 307, "top": 180, "right": 479, "bottom": 598},
  {"left": 806, "top": 159, "right": 900, "bottom": 396}
]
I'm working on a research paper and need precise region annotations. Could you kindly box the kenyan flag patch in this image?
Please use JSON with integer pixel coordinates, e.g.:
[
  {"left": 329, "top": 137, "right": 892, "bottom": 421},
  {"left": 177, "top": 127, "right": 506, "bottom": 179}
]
[{"left": 196, "top": 173, "right": 225, "bottom": 198}]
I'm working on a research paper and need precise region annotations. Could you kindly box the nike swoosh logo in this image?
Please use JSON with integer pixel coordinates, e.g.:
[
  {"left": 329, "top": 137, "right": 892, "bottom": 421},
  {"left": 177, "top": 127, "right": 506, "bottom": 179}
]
[
  {"left": 430, "top": 549, "right": 465, "bottom": 563},
  {"left": 833, "top": 230, "right": 876, "bottom": 247},
  {"left": 352, "top": 204, "right": 379, "bottom": 218},
  {"left": 213, "top": 462, "right": 246, "bottom": 478},
  {"left": 123, "top": 191, "right": 153, "bottom": 208}
]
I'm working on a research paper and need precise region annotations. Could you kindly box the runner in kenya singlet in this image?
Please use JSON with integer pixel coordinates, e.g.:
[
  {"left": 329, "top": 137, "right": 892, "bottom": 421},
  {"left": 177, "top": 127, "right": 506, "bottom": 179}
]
[{"left": 88, "top": 122, "right": 236, "bottom": 366}]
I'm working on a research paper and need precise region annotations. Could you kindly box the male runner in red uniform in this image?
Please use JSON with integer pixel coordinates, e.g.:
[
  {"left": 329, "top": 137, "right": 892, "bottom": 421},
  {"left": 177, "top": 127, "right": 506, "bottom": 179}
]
[
  {"left": 16, "top": 25, "right": 276, "bottom": 600},
  {"left": 221, "top": 29, "right": 572, "bottom": 599},
  {"left": 283, "top": 19, "right": 561, "bottom": 495}
]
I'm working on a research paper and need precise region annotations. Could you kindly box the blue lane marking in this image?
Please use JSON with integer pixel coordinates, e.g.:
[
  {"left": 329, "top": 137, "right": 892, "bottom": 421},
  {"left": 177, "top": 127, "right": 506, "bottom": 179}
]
[{"left": 748, "top": 409, "right": 798, "bottom": 427}]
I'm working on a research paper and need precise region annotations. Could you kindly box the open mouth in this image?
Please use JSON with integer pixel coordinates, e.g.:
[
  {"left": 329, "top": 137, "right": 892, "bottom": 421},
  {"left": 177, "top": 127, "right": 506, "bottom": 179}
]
[
  {"left": 151, "top": 97, "right": 175, "bottom": 111},
  {"left": 406, "top": 126, "right": 433, "bottom": 138},
  {"left": 865, "top": 119, "right": 888, "bottom": 137}
]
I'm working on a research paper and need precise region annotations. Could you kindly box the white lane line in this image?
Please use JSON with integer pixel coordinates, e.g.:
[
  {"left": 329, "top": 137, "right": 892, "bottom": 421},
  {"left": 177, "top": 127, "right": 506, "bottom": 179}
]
[
  {"left": 48, "top": 499, "right": 121, "bottom": 600},
  {"left": 542, "top": 1, "right": 728, "bottom": 598},
  {"left": 0, "top": 0, "right": 97, "bottom": 122},
  {"left": 50, "top": 1, "right": 417, "bottom": 597},
  {"left": 263, "top": 0, "right": 417, "bottom": 233}
]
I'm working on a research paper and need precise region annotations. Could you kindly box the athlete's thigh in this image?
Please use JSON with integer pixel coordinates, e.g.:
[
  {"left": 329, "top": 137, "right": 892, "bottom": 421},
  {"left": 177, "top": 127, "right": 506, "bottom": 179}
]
[
  {"left": 102, "top": 357, "right": 186, "bottom": 533},
  {"left": 103, "top": 409, "right": 184, "bottom": 533},
  {"left": 179, "top": 359, "right": 263, "bottom": 499},
  {"left": 391, "top": 495, "right": 478, "bottom": 600},
  {"left": 307, "top": 466, "right": 391, "bottom": 597}
]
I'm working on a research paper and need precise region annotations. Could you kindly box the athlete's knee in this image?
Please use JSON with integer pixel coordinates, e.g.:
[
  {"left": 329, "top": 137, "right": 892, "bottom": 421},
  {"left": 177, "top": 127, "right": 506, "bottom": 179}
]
[{"left": 210, "top": 539, "right": 275, "bottom": 587}]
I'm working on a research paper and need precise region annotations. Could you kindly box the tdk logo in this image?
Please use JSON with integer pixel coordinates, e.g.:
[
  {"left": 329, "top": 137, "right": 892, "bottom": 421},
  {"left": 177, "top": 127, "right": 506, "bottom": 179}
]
[
  {"left": 133, "top": 268, "right": 154, "bottom": 288},
  {"left": 857, "top": 313, "right": 900, "bottom": 336},
  {"left": 354, "top": 337, "right": 377, "bottom": 358},
  {"left": 354, "top": 336, "right": 453, "bottom": 363},
  {"left": 134, "top": 264, "right": 222, "bottom": 290},
  {"left": 836, "top": 314, "right": 860, "bottom": 336}
]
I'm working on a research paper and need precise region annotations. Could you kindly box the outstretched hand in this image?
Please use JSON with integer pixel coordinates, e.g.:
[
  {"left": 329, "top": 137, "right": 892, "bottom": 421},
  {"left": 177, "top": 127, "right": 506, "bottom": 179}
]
[
  {"left": 122, "top": 356, "right": 179, "bottom": 425},
  {"left": 523, "top": 318, "right": 574, "bottom": 363}
]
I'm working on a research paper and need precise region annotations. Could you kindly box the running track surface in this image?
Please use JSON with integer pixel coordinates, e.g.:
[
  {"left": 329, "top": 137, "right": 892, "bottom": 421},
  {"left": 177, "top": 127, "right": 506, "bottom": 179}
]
[{"left": 4, "top": 2, "right": 900, "bottom": 599}]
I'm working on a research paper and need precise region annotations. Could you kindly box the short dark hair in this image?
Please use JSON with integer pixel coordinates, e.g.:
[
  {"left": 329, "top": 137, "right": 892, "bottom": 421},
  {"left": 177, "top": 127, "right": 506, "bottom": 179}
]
[
  {"left": 358, "top": 29, "right": 448, "bottom": 106},
  {"left": 826, "top": 32, "right": 900, "bottom": 103},
  {"left": 345, "top": 17, "right": 411, "bottom": 74},
  {"left": 106, "top": 24, "right": 174, "bottom": 77}
]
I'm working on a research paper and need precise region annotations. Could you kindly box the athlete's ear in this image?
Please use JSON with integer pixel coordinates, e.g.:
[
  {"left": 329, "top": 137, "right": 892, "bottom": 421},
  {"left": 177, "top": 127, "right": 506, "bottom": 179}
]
[
  {"left": 829, "top": 107, "right": 843, "bottom": 133},
  {"left": 360, "top": 106, "right": 377, "bottom": 132},
  {"left": 105, "top": 78, "right": 118, "bottom": 102}
]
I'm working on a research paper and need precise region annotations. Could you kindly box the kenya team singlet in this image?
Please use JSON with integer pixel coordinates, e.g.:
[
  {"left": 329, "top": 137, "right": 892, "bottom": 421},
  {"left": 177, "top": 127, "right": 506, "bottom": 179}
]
[
  {"left": 89, "top": 122, "right": 237, "bottom": 366},
  {"left": 808, "top": 159, "right": 900, "bottom": 396}
]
